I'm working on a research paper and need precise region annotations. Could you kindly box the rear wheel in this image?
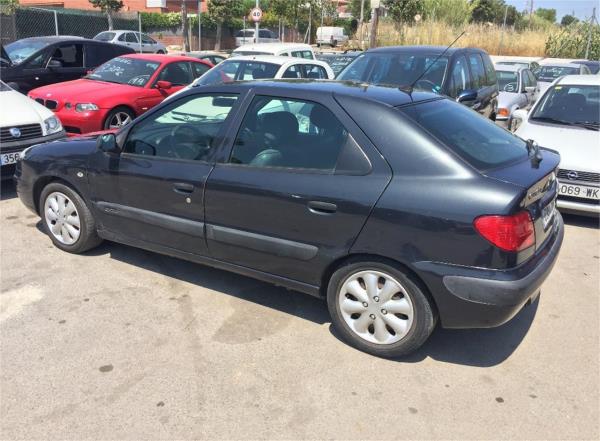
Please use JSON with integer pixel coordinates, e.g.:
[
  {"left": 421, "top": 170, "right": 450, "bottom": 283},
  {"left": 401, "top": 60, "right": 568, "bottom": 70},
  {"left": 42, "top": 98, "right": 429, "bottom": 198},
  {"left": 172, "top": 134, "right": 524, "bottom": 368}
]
[
  {"left": 157, "top": 50, "right": 166, "bottom": 54},
  {"left": 40, "top": 182, "right": 102, "bottom": 253},
  {"left": 327, "top": 259, "right": 436, "bottom": 358},
  {"left": 103, "top": 106, "right": 135, "bottom": 130}
]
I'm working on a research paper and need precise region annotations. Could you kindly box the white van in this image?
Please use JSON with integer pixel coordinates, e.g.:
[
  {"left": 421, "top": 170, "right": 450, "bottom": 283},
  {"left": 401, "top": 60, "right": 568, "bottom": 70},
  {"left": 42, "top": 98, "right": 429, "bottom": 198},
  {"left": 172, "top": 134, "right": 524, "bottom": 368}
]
[
  {"left": 316, "top": 27, "right": 348, "bottom": 47},
  {"left": 231, "top": 43, "right": 315, "bottom": 60},
  {"left": 234, "top": 29, "right": 279, "bottom": 47}
]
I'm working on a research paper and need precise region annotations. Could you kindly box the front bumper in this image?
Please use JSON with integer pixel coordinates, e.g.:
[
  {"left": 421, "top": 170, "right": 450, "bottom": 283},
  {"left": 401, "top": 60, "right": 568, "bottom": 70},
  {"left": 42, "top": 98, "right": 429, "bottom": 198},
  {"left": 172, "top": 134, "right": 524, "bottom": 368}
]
[
  {"left": 53, "top": 108, "right": 109, "bottom": 135},
  {"left": 557, "top": 199, "right": 600, "bottom": 216},
  {"left": 415, "top": 213, "right": 564, "bottom": 328}
]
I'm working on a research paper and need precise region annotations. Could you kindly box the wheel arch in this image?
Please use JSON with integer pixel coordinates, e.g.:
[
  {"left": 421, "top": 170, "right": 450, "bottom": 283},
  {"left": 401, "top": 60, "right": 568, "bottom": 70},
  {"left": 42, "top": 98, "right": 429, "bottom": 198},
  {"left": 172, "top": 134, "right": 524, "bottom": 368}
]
[
  {"left": 320, "top": 253, "right": 439, "bottom": 315},
  {"left": 32, "top": 175, "right": 84, "bottom": 215}
]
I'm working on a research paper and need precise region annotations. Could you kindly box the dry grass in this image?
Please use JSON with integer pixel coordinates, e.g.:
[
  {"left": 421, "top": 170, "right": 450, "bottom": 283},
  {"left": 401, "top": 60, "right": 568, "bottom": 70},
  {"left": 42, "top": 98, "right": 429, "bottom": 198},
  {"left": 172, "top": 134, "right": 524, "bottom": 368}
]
[{"left": 362, "top": 20, "right": 550, "bottom": 56}]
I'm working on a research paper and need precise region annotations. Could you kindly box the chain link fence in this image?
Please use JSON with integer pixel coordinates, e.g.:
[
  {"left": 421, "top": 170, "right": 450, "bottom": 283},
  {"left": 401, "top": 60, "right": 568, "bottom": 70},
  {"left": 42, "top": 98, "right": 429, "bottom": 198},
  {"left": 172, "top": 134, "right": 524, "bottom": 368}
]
[{"left": 1, "top": 7, "right": 140, "bottom": 44}]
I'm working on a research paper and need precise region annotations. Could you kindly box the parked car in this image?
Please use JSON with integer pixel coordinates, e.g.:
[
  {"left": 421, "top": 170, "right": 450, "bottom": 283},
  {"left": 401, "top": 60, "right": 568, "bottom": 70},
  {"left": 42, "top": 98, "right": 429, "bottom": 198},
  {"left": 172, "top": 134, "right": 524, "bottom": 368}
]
[
  {"left": 0, "top": 36, "right": 134, "bottom": 93},
  {"left": 572, "top": 60, "right": 600, "bottom": 75},
  {"left": 495, "top": 59, "right": 541, "bottom": 73},
  {"left": 232, "top": 43, "right": 315, "bottom": 59},
  {"left": 0, "top": 81, "right": 65, "bottom": 180},
  {"left": 316, "top": 26, "right": 349, "bottom": 47},
  {"left": 170, "top": 51, "right": 228, "bottom": 65},
  {"left": 337, "top": 46, "right": 499, "bottom": 119},
  {"left": 15, "top": 80, "right": 563, "bottom": 357},
  {"left": 533, "top": 63, "right": 591, "bottom": 102},
  {"left": 93, "top": 31, "right": 167, "bottom": 54},
  {"left": 316, "top": 50, "right": 362, "bottom": 76},
  {"left": 495, "top": 65, "right": 537, "bottom": 126},
  {"left": 234, "top": 28, "right": 279, "bottom": 47},
  {"left": 27, "top": 54, "right": 212, "bottom": 134},
  {"left": 510, "top": 75, "right": 599, "bottom": 216}
]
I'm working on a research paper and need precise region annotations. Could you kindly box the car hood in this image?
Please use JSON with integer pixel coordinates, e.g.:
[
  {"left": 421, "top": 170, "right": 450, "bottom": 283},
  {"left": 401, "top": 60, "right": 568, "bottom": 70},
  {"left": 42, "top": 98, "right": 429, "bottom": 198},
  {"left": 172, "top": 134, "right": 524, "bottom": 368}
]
[
  {"left": 516, "top": 122, "right": 600, "bottom": 173},
  {"left": 0, "top": 89, "right": 54, "bottom": 126},
  {"left": 29, "top": 79, "right": 145, "bottom": 108},
  {"left": 497, "top": 91, "right": 523, "bottom": 109}
]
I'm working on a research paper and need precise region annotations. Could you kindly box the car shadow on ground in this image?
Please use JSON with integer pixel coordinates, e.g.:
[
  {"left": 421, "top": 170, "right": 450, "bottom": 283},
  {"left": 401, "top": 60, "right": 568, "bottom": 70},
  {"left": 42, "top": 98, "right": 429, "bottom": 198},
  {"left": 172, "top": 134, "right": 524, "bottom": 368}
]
[
  {"left": 562, "top": 212, "right": 599, "bottom": 229},
  {"left": 1, "top": 180, "right": 17, "bottom": 200},
  {"left": 84, "top": 240, "right": 538, "bottom": 367}
]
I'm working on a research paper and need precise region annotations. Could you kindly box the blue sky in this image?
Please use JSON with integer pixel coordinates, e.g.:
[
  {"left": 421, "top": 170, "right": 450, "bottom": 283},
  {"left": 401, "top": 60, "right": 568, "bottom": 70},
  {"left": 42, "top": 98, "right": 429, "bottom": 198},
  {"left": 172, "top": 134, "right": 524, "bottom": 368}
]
[{"left": 505, "top": 0, "right": 598, "bottom": 21}]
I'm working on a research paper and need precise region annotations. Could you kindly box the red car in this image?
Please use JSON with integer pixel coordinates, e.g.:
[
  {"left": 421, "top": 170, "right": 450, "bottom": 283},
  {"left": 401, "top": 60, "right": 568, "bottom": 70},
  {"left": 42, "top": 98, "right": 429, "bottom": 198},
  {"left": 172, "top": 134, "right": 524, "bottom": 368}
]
[{"left": 28, "top": 54, "right": 212, "bottom": 135}]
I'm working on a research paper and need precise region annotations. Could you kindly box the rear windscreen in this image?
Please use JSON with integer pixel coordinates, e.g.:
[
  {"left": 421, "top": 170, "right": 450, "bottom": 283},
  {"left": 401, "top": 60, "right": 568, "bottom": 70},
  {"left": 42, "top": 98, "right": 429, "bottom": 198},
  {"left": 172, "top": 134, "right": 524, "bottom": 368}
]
[{"left": 399, "top": 99, "right": 528, "bottom": 170}]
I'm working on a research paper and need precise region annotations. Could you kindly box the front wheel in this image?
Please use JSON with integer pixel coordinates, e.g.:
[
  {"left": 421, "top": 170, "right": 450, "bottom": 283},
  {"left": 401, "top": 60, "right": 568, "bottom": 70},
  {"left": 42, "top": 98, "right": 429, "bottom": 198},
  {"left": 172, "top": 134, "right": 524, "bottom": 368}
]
[
  {"left": 327, "top": 260, "right": 436, "bottom": 358},
  {"left": 104, "top": 106, "right": 135, "bottom": 130},
  {"left": 40, "top": 182, "right": 102, "bottom": 253}
]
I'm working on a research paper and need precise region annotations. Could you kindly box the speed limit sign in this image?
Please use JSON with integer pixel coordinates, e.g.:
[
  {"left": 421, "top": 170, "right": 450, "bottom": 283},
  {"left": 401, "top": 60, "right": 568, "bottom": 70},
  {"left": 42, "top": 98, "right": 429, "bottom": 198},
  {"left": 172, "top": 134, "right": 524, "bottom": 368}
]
[{"left": 250, "top": 7, "right": 262, "bottom": 22}]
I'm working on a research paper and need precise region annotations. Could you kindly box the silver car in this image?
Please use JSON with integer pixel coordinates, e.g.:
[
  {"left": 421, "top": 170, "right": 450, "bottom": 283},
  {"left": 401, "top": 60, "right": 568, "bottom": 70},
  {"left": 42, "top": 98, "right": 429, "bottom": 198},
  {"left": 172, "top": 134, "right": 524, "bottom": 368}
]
[
  {"left": 495, "top": 65, "right": 537, "bottom": 126},
  {"left": 93, "top": 31, "right": 167, "bottom": 54}
]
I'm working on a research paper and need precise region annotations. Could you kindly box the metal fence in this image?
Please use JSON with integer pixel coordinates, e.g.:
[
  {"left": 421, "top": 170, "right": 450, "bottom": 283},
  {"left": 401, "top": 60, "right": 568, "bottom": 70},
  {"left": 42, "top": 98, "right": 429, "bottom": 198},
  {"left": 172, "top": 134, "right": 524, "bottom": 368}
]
[{"left": 1, "top": 7, "right": 140, "bottom": 44}]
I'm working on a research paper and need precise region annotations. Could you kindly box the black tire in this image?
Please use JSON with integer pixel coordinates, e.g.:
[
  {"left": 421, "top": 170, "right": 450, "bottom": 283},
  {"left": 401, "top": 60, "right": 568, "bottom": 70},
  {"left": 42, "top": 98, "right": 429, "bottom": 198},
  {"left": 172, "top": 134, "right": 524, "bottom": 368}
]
[
  {"left": 39, "top": 182, "right": 102, "bottom": 254},
  {"left": 103, "top": 106, "right": 135, "bottom": 130},
  {"left": 157, "top": 50, "right": 166, "bottom": 54},
  {"left": 327, "top": 258, "right": 436, "bottom": 358}
]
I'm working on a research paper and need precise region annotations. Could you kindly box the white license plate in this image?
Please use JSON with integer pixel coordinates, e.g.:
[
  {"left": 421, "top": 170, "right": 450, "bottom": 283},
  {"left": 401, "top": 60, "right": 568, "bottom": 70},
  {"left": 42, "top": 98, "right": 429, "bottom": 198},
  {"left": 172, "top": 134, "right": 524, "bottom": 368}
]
[
  {"left": 558, "top": 183, "right": 600, "bottom": 200},
  {"left": 542, "top": 200, "right": 556, "bottom": 229},
  {"left": 0, "top": 152, "right": 20, "bottom": 166}
]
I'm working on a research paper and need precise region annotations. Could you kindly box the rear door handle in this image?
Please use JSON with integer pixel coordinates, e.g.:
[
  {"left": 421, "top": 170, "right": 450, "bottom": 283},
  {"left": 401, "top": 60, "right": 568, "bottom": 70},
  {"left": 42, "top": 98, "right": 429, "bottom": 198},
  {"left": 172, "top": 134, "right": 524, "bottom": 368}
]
[
  {"left": 173, "top": 182, "right": 195, "bottom": 194},
  {"left": 308, "top": 200, "right": 337, "bottom": 214}
]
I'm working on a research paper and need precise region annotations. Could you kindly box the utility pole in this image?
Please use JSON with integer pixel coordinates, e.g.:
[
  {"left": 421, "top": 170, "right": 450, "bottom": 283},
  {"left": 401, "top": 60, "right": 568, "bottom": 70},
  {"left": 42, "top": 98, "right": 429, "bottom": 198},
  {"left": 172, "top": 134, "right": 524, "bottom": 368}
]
[
  {"left": 359, "top": 0, "right": 365, "bottom": 48},
  {"left": 255, "top": 0, "right": 260, "bottom": 43},
  {"left": 585, "top": 7, "right": 596, "bottom": 60},
  {"left": 529, "top": 0, "right": 534, "bottom": 28},
  {"left": 369, "top": 6, "right": 379, "bottom": 49},
  {"left": 497, "top": 5, "right": 508, "bottom": 55},
  {"left": 198, "top": 0, "right": 202, "bottom": 51}
]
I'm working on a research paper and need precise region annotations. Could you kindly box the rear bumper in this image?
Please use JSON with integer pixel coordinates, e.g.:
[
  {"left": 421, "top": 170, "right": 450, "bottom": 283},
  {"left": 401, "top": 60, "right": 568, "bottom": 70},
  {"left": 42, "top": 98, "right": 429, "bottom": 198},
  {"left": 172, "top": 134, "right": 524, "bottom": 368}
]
[{"left": 415, "top": 213, "right": 564, "bottom": 328}]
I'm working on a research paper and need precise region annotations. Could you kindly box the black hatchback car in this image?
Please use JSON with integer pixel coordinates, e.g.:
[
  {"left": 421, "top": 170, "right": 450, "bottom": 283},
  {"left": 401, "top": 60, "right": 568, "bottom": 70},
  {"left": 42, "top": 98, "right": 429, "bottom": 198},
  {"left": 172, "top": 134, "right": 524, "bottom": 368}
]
[
  {"left": 338, "top": 46, "right": 499, "bottom": 120},
  {"left": 1, "top": 36, "right": 134, "bottom": 93},
  {"left": 15, "top": 81, "right": 563, "bottom": 357}
]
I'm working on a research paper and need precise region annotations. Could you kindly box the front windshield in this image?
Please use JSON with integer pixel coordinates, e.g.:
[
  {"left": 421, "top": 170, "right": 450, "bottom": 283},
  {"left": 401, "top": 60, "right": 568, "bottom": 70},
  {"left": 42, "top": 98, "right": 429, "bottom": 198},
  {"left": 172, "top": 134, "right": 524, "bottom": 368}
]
[
  {"left": 531, "top": 84, "right": 600, "bottom": 129},
  {"left": 0, "top": 81, "right": 11, "bottom": 91},
  {"left": 496, "top": 71, "right": 519, "bottom": 92},
  {"left": 194, "top": 60, "right": 279, "bottom": 86},
  {"left": 4, "top": 39, "right": 49, "bottom": 64},
  {"left": 94, "top": 32, "right": 116, "bottom": 41},
  {"left": 537, "top": 66, "right": 579, "bottom": 82},
  {"left": 338, "top": 53, "right": 448, "bottom": 92},
  {"left": 87, "top": 57, "right": 160, "bottom": 87}
]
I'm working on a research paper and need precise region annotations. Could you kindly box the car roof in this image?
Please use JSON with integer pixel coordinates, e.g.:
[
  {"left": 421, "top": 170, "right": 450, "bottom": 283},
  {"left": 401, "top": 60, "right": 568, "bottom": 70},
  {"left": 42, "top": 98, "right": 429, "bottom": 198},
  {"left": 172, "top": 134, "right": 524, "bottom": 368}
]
[
  {"left": 223, "top": 55, "right": 325, "bottom": 65},
  {"left": 197, "top": 79, "right": 439, "bottom": 107},
  {"left": 234, "top": 43, "right": 312, "bottom": 52},
  {"left": 14, "top": 36, "right": 85, "bottom": 43},
  {"left": 494, "top": 65, "right": 524, "bottom": 72},
  {"left": 573, "top": 60, "right": 600, "bottom": 66},
  {"left": 121, "top": 53, "right": 205, "bottom": 63},
  {"left": 541, "top": 62, "right": 581, "bottom": 68},
  {"left": 366, "top": 45, "right": 486, "bottom": 55},
  {"left": 556, "top": 74, "right": 600, "bottom": 86}
]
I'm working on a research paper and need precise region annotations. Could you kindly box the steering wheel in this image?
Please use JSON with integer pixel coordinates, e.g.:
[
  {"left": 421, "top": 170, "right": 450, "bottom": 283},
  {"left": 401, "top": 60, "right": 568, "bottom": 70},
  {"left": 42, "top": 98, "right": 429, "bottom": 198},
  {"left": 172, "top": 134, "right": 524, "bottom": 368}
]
[
  {"left": 414, "top": 79, "right": 439, "bottom": 92},
  {"left": 127, "top": 75, "right": 150, "bottom": 86},
  {"left": 169, "top": 124, "right": 212, "bottom": 160},
  {"left": 503, "top": 82, "right": 518, "bottom": 93}
]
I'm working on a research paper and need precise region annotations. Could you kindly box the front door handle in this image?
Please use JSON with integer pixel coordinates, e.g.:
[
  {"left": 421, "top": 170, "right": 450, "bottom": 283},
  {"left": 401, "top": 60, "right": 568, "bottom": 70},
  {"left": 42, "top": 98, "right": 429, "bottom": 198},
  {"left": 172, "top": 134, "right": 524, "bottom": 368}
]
[
  {"left": 308, "top": 200, "right": 337, "bottom": 214},
  {"left": 173, "top": 182, "right": 195, "bottom": 194}
]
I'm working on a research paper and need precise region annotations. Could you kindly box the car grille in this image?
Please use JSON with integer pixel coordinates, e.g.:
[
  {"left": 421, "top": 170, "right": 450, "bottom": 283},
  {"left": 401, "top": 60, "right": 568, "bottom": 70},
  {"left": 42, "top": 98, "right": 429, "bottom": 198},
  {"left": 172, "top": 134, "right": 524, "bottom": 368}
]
[
  {"left": 34, "top": 98, "right": 58, "bottom": 110},
  {"left": 0, "top": 123, "right": 43, "bottom": 143},
  {"left": 557, "top": 169, "right": 600, "bottom": 185}
]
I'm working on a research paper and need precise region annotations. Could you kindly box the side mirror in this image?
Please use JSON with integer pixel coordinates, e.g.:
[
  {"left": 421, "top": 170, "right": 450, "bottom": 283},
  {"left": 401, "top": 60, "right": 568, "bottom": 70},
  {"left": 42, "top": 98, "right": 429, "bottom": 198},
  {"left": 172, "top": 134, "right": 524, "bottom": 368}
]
[
  {"left": 457, "top": 90, "right": 477, "bottom": 103},
  {"left": 96, "top": 133, "right": 119, "bottom": 153},
  {"left": 47, "top": 59, "right": 62, "bottom": 69},
  {"left": 508, "top": 108, "right": 528, "bottom": 132},
  {"left": 156, "top": 80, "right": 172, "bottom": 90}
]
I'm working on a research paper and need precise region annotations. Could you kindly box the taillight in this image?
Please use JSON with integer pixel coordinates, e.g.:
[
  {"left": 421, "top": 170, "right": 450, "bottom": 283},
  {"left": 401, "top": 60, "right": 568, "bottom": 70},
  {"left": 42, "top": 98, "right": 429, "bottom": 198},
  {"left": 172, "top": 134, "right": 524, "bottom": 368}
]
[{"left": 474, "top": 211, "right": 535, "bottom": 252}]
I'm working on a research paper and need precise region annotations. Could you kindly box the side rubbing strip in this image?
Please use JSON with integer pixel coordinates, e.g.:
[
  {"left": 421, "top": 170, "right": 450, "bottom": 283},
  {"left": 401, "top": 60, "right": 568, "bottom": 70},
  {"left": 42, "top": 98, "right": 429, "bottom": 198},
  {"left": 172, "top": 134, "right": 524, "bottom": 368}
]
[
  {"left": 206, "top": 224, "right": 318, "bottom": 261},
  {"left": 96, "top": 202, "right": 204, "bottom": 237}
]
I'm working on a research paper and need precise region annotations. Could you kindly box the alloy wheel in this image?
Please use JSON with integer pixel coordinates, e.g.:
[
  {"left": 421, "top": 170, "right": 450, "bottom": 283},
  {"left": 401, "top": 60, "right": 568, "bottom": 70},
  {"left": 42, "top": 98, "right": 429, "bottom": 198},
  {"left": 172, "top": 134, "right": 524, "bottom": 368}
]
[
  {"left": 108, "top": 111, "right": 132, "bottom": 129},
  {"left": 338, "top": 270, "right": 414, "bottom": 344},
  {"left": 44, "top": 192, "right": 81, "bottom": 245}
]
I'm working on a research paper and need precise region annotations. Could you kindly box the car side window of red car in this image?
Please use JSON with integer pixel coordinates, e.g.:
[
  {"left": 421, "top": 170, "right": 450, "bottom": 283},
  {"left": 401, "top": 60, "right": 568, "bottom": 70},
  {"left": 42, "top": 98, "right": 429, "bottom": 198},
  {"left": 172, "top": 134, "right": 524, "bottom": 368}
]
[{"left": 157, "top": 62, "right": 193, "bottom": 86}]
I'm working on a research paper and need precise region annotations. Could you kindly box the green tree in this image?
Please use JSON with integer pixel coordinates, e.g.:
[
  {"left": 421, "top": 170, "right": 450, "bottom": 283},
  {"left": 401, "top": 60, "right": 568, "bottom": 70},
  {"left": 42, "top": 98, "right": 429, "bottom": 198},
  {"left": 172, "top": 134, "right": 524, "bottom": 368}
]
[
  {"left": 89, "top": 0, "right": 124, "bottom": 30},
  {"left": 422, "top": 0, "right": 474, "bottom": 27},
  {"left": 383, "top": 0, "right": 423, "bottom": 24},
  {"left": 208, "top": 0, "right": 244, "bottom": 50},
  {"left": 536, "top": 7, "right": 557, "bottom": 23},
  {"left": 470, "top": 0, "right": 504, "bottom": 24},
  {"left": 350, "top": 0, "right": 371, "bottom": 22},
  {"left": 560, "top": 14, "right": 579, "bottom": 27}
]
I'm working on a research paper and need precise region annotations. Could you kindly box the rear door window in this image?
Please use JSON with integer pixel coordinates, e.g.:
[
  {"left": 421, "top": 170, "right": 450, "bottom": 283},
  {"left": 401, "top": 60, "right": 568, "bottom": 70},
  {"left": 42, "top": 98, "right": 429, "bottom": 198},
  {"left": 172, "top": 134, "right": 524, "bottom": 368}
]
[
  {"left": 302, "top": 64, "right": 328, "bottom": 79},
  {"left": 50, "top": 44, "right": 84, "bottom": 68},
  {"left": 399, "top": 99, "right": 527, "bottom": 170},
  {"left": 85, "top": 44, "right": 115, "bottom": 68},
  {"left": 125, "top": 33, "right": 139, "bottom": 43},
  {"left": 448, "top": 56, "right": 470, "bottom": 98},
  {"left": 468, "top": 53, "right": 485, "bottom": 89}
]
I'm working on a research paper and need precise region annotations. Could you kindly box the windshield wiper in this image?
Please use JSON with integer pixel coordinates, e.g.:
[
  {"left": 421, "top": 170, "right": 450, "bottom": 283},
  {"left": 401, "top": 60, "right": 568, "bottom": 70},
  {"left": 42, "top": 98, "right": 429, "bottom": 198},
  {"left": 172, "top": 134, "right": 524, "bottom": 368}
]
[
  {"left": 84, "top": 76, "right": 121, "bottom": 84},
  {"left": 531, "top": 116, "right": 599, "bottom": 131},
  {"left": 572, "top": 121, "right": 599, "bottom": 131}
]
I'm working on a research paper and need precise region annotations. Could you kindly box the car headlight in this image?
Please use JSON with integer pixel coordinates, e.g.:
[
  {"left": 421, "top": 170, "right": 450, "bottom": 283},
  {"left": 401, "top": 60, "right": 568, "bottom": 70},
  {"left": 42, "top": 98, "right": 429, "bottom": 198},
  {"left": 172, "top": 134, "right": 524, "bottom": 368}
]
[
  {"left": 44, "top": 116, "right": 63, "bottom": 135},
  {"left": 75, "top": 103, "right": 99, "bottom": 113}
]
